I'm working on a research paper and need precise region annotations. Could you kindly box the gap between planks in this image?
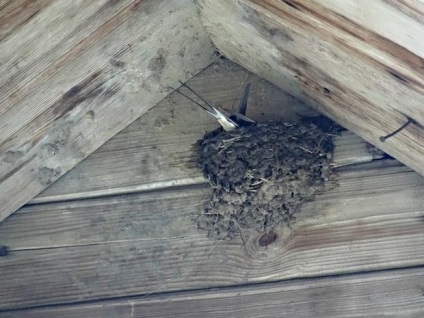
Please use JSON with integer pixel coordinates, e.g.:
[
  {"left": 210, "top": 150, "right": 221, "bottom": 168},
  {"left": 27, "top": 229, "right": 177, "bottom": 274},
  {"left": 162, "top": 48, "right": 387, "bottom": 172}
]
[{"left": 1, "top": 266, "right": 423, "bottom": 317}]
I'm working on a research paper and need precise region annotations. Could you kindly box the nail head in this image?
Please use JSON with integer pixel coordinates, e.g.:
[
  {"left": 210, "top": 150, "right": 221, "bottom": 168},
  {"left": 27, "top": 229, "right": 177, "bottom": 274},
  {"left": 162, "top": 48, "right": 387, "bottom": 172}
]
[{"left": 0, "top": 245, "right": 8, "bottom": 257}]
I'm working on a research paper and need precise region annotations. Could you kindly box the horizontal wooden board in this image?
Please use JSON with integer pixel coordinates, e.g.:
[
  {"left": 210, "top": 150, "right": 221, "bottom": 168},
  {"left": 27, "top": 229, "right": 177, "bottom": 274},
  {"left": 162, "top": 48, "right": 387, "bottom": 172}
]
[
  {"left": 198, "top": 0, "right": 424, "bottom": 177},
  {"left": 1, "top": 160, "right": 424, "bottom": 310},
  {"left": 31, "top": 61, "right": 382, "bottom": 204},
  {"left": 2, "top": 268, "right": 424, "bottom": 317},
  {"left": 0, "top": 0, "right": 215, "bottom": 222}
]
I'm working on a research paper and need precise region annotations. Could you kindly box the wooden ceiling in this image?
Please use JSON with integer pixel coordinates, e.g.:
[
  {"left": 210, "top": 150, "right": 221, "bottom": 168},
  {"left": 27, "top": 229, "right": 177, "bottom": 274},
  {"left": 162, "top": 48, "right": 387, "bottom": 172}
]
[{"left": 1, "top": 0, "right": 424, "bottom": 223}]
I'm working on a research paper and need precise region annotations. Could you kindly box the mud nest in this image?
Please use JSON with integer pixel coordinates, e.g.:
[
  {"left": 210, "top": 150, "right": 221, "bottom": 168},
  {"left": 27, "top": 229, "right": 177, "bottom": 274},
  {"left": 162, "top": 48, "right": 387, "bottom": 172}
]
[{"left": 196, "top": 121, "right": 338, "bottom": 239}]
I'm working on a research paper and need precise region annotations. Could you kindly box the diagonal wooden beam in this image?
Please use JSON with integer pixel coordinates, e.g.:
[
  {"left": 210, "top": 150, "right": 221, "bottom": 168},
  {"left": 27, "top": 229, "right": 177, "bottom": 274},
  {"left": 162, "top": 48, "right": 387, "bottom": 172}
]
[{"left": 0, "top": 0, "right": 215, "bottom": 222}]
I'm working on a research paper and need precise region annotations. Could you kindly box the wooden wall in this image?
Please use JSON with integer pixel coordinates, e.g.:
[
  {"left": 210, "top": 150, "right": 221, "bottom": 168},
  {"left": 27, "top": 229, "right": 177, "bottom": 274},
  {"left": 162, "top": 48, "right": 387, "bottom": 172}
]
[
  {"left": 1, "top": 61, "right": 423, "bottom": 316},
  {"left": 0, "top": 0, "right": 215, "bottom": 222},
  {"left": 198, "top": 0, "right": 424, "bottom": 176}
]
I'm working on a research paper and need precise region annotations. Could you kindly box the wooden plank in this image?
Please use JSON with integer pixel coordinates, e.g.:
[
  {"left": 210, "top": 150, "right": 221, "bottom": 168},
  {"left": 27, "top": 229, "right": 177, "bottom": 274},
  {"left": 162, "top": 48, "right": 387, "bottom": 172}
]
[
  {"left": 0, "top": 0, "right": 215, "bottom": 222},
  {"left": 318, "top": 0, "right": 424, "bottom": 59},
  {"left": 331, "top": 131, "right": 383, "bottom": 168},
  {"left": 0, "top": 186, "right": 210, "bottom": 249},
  {"left": 31, "top": 61, "right": 382, "bottom": 204},
  {"left": 2, "top": 268, "right": 423, "bottom": 317},
  {"left": 1, "top": 160, "right": 424, "bottom": 309},
  {"left": 197, "top": 0, "right": 424, "bottom": 177}
]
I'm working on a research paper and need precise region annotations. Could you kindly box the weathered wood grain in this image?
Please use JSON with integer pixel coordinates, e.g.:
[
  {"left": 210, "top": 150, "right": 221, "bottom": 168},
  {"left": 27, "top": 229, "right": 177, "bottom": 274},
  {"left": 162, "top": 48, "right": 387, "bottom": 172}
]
[
  {"left": 331, "top": 131, "right": 383, "bottom": 168},
  {"left": 319, "top": 0, "right": 424, "bottom": 59},
  {"left": 0, "top": 0, "right": 54, "bottom": 42},
  {"left": 1, "top": 160, "right": 423, "bottom": 310},
  {"left": 31, "top": 61, "right": 382, "bottom": 204},
  {"left": 0, "top": 0, "right": 215, "bottom": 222},
  {"left": 1, "top": 186, "right": 210, "bottom": 249},
  {"left": 197, "top": 0, "right": 424, "bottom": 177},
  {"left": 2, "top": 268, "right": 423, "bottom": 318}
]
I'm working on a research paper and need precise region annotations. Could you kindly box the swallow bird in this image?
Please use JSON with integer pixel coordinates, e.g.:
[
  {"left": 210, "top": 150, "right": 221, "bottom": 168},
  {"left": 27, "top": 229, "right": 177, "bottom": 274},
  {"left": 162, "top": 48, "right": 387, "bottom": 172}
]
[{"left": 170, "top": 81, "right": 256, "bottom": 131}]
